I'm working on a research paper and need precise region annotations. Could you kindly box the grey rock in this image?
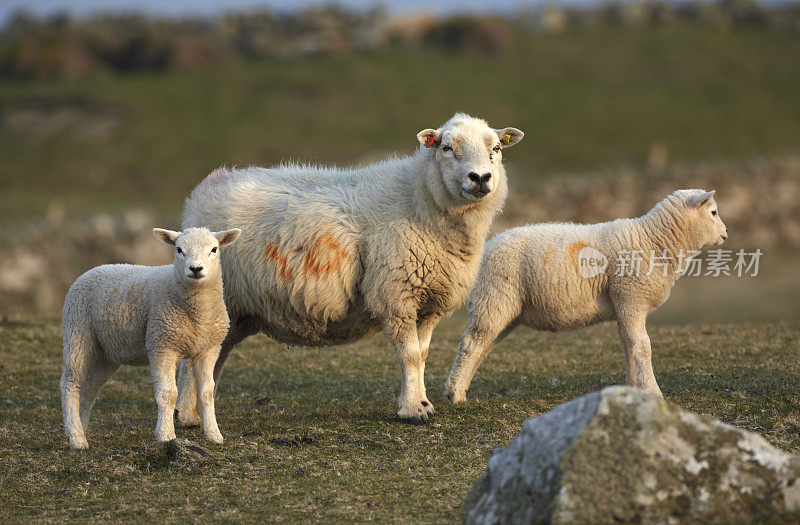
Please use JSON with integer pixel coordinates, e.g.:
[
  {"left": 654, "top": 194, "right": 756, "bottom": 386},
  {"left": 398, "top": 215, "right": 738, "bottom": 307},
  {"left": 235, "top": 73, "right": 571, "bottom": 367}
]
[{"left": 464, "top": 386, "right": 800, "bottom": 524}]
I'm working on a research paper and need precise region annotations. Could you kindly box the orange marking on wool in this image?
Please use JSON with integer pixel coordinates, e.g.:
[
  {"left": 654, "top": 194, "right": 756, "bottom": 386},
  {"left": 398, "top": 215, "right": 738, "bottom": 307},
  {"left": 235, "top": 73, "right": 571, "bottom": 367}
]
[
  {"left": 265, "top": 232, "right": 347, "bottom": 282},
  {"left": 302, "top": 233, "right": 348, "bottom": 276},
  {"left": 544, "top": 247, "right": 553, "bottom": 266},
  {"left": 568, "top": 241, "right": 588, "bottom": 269},
  {"left": 265, "top": 243, "right": 294, "bottom": 281}
]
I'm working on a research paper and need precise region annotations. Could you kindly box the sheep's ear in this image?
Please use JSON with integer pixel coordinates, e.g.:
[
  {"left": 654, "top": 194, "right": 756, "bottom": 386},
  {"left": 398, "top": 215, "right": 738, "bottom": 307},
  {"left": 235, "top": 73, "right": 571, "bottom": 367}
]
[
  {"left": 153, "top": 228, "right": 181, "bottom": 246},
  {"left": 690, "top": 190, "right": 715, "bottom": 209},
  {"left": 416, "top": 129, "right": 441, "bottom": 148},
  {"left": 495, "top": 127, "right": 524, "bottom": 148},
  {"left": 214, "top": 228, "right": 241, "bottom": 247}
]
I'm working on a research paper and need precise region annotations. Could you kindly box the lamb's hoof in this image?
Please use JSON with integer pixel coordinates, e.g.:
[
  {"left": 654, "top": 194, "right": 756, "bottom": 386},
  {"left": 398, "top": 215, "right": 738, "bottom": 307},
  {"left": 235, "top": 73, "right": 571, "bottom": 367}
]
[
  {"left": 175, "top": 408, "right": 201, "bottom": 428},
  {"left": 420, "top": 399, "right": 435, "bottom": 417},
  {"left": 68, "top": 435, "right": 89, "bottom": 450}
]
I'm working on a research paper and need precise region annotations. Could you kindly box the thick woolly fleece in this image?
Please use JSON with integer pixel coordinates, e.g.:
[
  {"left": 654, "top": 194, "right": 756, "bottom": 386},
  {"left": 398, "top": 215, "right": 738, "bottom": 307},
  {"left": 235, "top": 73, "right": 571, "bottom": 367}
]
[
  {"left": 60, "top": 227, "right": 240, "bottom": 449},
  {"left": 174, "top": 113, "right": 524, "bottom": 424},
  {"left": 446, "top": 189, "right": 728, "bottom": 402}
]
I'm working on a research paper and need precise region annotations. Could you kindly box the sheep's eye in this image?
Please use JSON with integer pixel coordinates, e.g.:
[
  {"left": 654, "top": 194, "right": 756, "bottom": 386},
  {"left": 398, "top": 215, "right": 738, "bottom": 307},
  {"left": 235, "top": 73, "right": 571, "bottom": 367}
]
[
  {"left": 176, "top": 247, "right": 183, "bottom": 254},
  {"left": 441, "top": 145, "right": 452, "bottom": 153},
  {"left": 211, "top": 247, "right": 217, "bottom": 253},
  {"left": 493, "top": 145, "right": 501, "bottom": 153},
  {"left": 711, "top": 210, "right": 718, "bottom": 216}
]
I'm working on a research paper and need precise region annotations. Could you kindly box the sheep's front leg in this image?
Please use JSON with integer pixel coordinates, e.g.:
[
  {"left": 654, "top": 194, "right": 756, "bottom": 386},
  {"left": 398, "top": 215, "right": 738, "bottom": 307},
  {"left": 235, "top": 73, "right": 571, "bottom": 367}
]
[
  {"left": 384, "top": 317, "right": 428, "bottom": 424},
  {"left": 416, "top": 314, "right": 442, "bottom": 418},
  {"left": 150, "top": 349, "right": 180, "bottom": 442},
  {"left": 191, "top": 347, "right": 223, "bottom": 444},
  {"left": 616, "top": 309, "right": 663, "bottom": 396}
]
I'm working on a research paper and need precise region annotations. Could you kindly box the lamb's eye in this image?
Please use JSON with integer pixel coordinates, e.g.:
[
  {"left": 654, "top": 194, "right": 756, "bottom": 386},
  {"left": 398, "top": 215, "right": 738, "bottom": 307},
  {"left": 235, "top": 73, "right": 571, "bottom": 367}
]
[
  {"left": 176, "top": 247, "right": 183, "bottom": 254},
  {"left": 441, "top": 145, "right": 452, "bottom": 153},
  {"left": 712, "top": 210, "right": 718, "bottom": 216},
  {"left": 211, "top": 247, "right": 217, "bottom": 253},
  {"left": 493, "top": 145, "right": 501, "bottom": 153}
]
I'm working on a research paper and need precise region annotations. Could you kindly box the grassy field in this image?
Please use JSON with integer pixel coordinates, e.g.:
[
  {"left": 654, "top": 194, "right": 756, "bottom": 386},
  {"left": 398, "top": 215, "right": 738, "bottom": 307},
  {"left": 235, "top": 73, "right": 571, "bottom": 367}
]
[
  {"left": 2, "top": 313, "right": 799, "bottom": 522},
  {"left": 1, "top": 26, "right": 800, "bottom": 221}
]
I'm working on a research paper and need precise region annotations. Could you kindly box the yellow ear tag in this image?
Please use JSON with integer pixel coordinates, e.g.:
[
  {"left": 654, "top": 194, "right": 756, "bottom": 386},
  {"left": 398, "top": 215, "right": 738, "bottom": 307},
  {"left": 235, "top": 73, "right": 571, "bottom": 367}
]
[{"left": 502, "top": 134, "right": 512, "bottom": 145}]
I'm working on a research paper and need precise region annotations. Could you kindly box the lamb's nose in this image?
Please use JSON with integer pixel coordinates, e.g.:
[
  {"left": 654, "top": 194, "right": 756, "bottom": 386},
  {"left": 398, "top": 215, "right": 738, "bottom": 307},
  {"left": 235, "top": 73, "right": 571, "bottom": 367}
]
[
  {"left": 468, "top": 172, "right": 481, "bottom": 183},
  {"left": 480, "top": 173, "right": 491, "bottom": 183},
  {"left": 190, "top": 265, "right": 203, "bottom": 275}
]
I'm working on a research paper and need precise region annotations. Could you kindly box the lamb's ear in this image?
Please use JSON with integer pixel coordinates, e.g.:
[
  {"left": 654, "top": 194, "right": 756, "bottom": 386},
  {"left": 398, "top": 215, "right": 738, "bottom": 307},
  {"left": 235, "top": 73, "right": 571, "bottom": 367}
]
[
  {"left": 495, "top": 127, "right": 524, "bottom": 148},
  {"left": 214, "top": 228, "right": 241, "bottom": 247},
  {"left": 153, "top": 228, "right": 181, "bottom": 246},
  {"left": 689, "top": 190, "right": 715, "bottom": 209},
  {"left": 416, "top": 129, "right": 441, "bottom": 148}
]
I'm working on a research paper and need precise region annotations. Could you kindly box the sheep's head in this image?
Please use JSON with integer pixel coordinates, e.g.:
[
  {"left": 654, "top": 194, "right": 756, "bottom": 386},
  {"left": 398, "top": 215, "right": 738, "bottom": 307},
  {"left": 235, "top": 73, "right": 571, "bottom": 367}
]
[
  {"left": 674, "top": 189, "right": 728, "bottom": 247},
  {"left": 417, "top": 113, "right": 523, "bottom": 205},
  {"left": 153, "top": 227, "right": 241, "bottom": 285}
]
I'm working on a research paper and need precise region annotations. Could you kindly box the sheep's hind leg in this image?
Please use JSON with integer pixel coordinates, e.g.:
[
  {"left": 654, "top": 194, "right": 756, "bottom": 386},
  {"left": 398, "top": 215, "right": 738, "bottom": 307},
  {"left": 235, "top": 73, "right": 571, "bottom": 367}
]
[
  {"left": 150, "top": 350, "right": 180, "bottom": 442},
  {"left": 385, "top": 317, "right": 427, "bottom": 424},
  {"left": 192, "top": 348, "right": 224, "bottom": 444},
  {"left": 61, "top": 330, "right": 96, "bottom": 450},
  {"left": 416, "top": 314, "right": 442, "bottom": 418},
  {"left": 445, "top": 319, "right": 518, "bottom": 404},
  {"left": 79, "top": 357, "right": 119, "bottom": 432},
  {"left": 175, "top": 317, "right": 259, "bottom": 427},
  {"left": 175, "top": 360, "right": 201, "bottom": 427}
]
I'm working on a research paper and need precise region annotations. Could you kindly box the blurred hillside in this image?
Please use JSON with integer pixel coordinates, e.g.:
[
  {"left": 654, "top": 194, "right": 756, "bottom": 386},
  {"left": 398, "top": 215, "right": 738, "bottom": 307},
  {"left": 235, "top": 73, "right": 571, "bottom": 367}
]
[{"left": 0, "top": 2, "right": 799, "bottom": 316}]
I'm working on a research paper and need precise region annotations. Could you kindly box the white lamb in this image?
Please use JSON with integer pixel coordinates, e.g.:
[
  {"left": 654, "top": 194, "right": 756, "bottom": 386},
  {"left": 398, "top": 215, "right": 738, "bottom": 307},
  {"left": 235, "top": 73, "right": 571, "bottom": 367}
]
[
  {"left": 445, "top": 189, "right": 728, "bottom": 402},
  {"left": 173, "top": 113, "right": 524, "bottom": 424},
  {"left": 60, "top": 226, "right": 241, "bottom": 449}
]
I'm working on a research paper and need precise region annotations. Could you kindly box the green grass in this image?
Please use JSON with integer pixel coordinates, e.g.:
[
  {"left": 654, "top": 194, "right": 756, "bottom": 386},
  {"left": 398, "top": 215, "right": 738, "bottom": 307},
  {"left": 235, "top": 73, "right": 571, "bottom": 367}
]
[
  {"left": 1, "top": 26, "right": 800, "bottom": 221},
  {"left": 2, "top": 314, "right": 799, "bottom": 522}
]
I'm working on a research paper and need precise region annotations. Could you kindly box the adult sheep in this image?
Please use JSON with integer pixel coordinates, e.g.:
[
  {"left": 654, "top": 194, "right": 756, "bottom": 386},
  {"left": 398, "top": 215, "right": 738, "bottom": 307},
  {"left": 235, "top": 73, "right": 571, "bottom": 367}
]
[
  {"left": 445, "top": 189, "right": 728, "bottom": 402},
  {"left": 175, "top": 113, "right": 524, "bottom": 424}
]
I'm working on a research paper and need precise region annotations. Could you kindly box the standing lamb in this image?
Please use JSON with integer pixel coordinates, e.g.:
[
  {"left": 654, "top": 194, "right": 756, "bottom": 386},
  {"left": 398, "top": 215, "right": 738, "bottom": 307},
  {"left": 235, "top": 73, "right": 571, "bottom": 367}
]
[
  {"left": 445, "top": 189, "right": 728, "bottom": 402},
  {"left": 60, "top": 226, "right": 241, "bottom": 449},
  {"left": 174, "top": 113, "right": 524, "bottom": 424}
]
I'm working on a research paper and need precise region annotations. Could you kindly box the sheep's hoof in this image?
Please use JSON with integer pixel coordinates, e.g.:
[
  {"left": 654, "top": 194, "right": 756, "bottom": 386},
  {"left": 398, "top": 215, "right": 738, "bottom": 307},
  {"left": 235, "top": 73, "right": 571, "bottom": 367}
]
[
  {"left": 445, "top": 390, "right": 467, "bottom": 404},
  {"left": 398, "top": 407, "right": 429, "bottom": 425},
  {"left": 204, "top": 431, "right": 224, "bottom": 445},
  {"left": 420, "top": 399, "right": 435, "bottom": 417},
  {"left": 68, "top": 435, "right": 89, "bottom": 450}
]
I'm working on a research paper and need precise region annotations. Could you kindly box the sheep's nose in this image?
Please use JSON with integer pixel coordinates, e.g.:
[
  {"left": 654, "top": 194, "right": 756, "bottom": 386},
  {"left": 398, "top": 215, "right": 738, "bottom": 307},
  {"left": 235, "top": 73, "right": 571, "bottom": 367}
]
[
  {"left": 468, "top": 172, "right": 492, "bottom": 184},
  {"left": 189, "top": 265, "right": 203, "bottom": 276}
]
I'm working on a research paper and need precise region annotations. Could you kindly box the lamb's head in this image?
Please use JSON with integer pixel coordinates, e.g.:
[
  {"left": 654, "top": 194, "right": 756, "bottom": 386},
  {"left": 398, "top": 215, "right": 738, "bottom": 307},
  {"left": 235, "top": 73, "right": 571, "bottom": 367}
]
[
  {"left": 417, "top": 113, "right": 523, "bottom": 205},
  {"left": 671, "top": 189, "right": 728, "bottom": 247},
  {"left": 153, "top": 227, "right": 241, "bottom": 285}
]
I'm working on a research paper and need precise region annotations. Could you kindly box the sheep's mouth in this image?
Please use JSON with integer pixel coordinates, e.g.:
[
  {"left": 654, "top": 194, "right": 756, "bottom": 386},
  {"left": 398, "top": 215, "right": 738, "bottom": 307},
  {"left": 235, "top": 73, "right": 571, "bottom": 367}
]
[
  {"left": 462, "top": 188, "right": 490, "bottom": 201},
  {"left": 187, "top": 273, "right": 205, "bottom": 280}
]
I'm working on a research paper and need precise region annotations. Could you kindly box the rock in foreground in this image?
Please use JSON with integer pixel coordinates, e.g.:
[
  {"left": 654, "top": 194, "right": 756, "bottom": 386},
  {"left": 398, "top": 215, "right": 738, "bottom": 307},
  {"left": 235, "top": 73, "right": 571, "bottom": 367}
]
[{"left": 464, "top": 386, "right": 800, "bottom": 524}]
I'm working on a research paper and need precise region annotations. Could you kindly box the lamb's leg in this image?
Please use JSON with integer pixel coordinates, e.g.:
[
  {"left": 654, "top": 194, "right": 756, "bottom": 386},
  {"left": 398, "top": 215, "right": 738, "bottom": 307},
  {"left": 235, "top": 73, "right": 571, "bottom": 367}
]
[
  {"left": 61, "top": 330, "right": 96, "bottom": 450},
  {"left": 191, "top": 347, "right": 224, "bottom": 444},
  {"left": 445, "top": 319, "right": 518, "bottom": 403},
  {"left": 616, "top": 309, "right": 663, "bottom": 396},
  {"left": 79, "top": 357, "right": 119, "bottom": 432},
  {"left": 176, "top": 317, "right": 258, "bottom": 427},
  {"left": 150, "top": 350, "right": 180, "bottom": 442},
  {"left": 415, "top": 314, "right": 442, "bottom": 418},
  {"left": 175, "top": 360, "right": 200, "bottom": 427},
  {"left": 384, "top": 317, "right": 427, "bottom": 424}
]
